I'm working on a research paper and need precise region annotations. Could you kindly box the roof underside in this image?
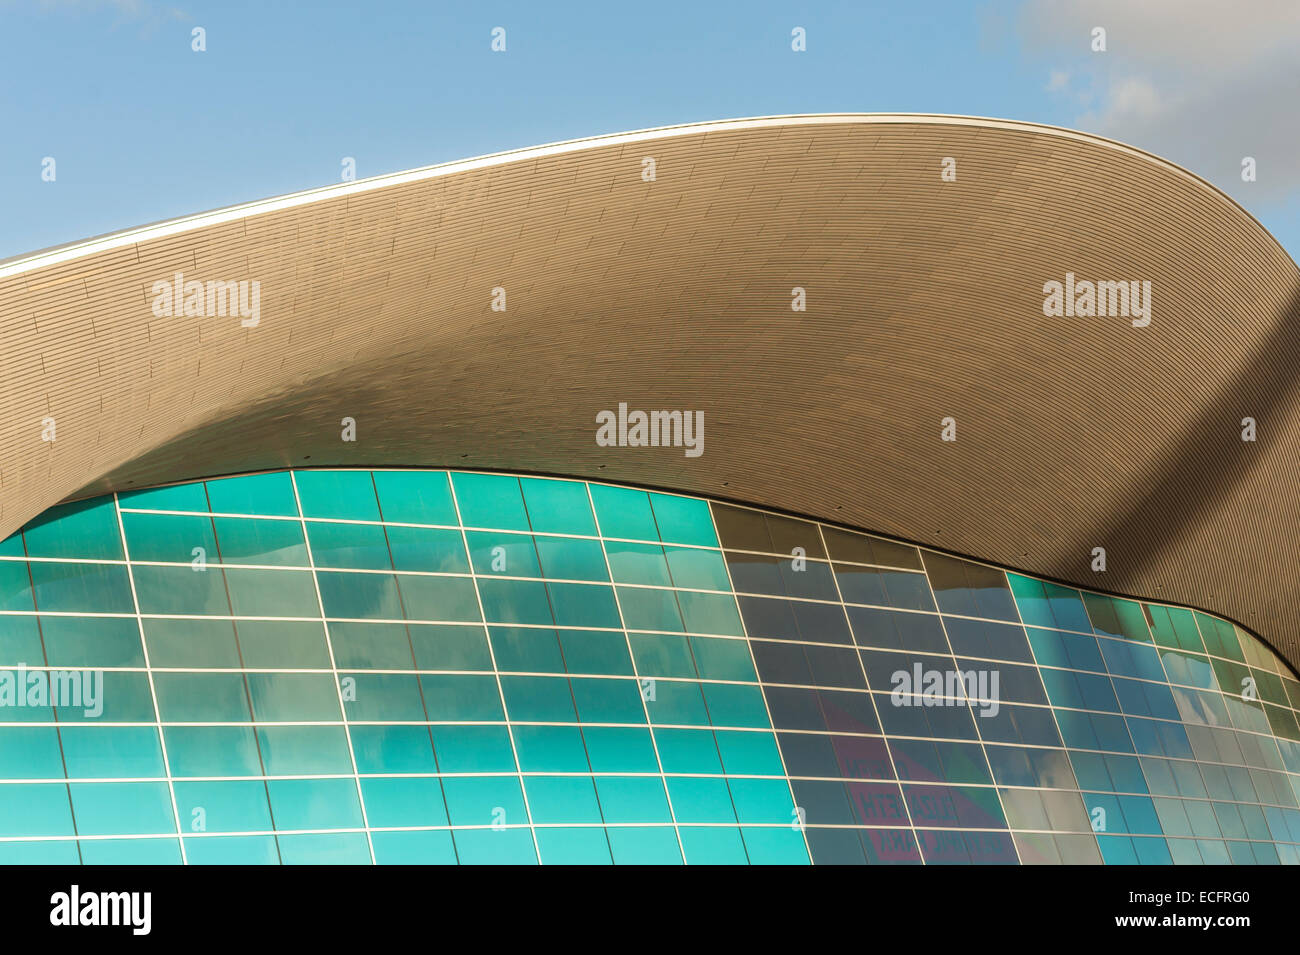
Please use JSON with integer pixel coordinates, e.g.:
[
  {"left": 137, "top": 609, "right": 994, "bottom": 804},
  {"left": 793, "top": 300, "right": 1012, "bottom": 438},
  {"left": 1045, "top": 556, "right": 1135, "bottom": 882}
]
[{"left": 1, "top": 114, "right": 1298, "bottom": 667}]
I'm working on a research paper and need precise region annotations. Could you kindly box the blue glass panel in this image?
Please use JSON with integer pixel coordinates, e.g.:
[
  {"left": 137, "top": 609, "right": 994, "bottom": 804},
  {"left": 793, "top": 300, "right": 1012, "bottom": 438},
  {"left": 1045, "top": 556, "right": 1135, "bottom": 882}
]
[
  {"left": 372, "top": 470, "right": 458, "bottom": 525},
  {"left": 0, "top": 467, "right": 1292, "bottom": 867},
  {"left": 206, "top": 472, "right": 299, "bottom": 517}
]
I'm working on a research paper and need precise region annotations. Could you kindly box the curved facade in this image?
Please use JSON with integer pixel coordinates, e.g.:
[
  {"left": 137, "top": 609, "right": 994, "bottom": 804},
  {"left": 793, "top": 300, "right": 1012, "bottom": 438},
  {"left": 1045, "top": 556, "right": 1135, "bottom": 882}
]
[
  {"left": 3, "top": 115, "right": 1299, "bottom": 866},
  {"left": 0, "top": 468, "right": 1297, "bottom": 865},
  {"left": 2, "top": 115, "right": 1300, "bottom": 671}
]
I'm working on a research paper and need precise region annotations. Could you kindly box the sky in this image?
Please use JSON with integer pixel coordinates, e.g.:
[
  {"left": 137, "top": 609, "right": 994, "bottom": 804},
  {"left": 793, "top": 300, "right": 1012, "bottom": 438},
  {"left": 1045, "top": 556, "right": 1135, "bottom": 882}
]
[{"left": 1, "top": 0, "right": 1297, "bottom": 263}]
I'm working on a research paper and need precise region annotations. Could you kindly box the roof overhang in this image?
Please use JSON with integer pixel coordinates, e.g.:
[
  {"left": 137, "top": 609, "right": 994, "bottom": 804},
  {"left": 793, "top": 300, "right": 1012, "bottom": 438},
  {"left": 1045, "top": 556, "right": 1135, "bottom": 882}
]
[{"left": 1, "top": 114, "right": 1298, "bottom": 667}]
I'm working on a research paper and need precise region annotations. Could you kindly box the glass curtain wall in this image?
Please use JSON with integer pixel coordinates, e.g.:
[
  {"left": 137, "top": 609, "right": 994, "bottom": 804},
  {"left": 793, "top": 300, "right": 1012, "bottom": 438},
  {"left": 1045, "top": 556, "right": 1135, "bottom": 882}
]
[{"left": 0, "top": 469, "right": 1296, "bottom": 865}]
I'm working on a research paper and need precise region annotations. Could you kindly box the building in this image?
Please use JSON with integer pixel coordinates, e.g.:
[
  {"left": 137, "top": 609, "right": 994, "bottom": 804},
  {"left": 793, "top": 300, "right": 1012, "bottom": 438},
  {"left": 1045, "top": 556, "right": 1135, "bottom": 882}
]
[{"left": 0, "top": 115, "right": 1297, "bottom": 864}]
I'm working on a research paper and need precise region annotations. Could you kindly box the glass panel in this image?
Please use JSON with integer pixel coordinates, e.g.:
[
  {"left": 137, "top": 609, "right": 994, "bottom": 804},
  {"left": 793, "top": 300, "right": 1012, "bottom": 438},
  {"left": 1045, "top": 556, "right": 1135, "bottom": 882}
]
[
  {"left": 590, "top": 484, "right": 658, "bottom": 541},
  {"left": 520, "top": 478, "right": 598, "bottom": 537},
  {"left": 206, "top": 471, "right": 299, "bottom": 517},
  {"left": 372, "top": 470, "right": 458, "bottom": 525},
  {"left": 451, "top": 472, "right": 529, "bottom": 531},
  {"left": 22, "top": 499, "right": 123, "bottom": 561},
  {"left": 294, "top": 470, "right": 380, "bottom": 521},
  {"left": 0, "top": 467, "right": 1291, "bottom": 867}
]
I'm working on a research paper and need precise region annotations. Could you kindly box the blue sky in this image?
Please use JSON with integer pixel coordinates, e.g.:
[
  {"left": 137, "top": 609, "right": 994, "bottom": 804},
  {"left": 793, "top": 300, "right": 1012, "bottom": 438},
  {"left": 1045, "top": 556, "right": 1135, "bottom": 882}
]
[{"left": 2, "top": 0, "right": 1296, "bottom": 262}]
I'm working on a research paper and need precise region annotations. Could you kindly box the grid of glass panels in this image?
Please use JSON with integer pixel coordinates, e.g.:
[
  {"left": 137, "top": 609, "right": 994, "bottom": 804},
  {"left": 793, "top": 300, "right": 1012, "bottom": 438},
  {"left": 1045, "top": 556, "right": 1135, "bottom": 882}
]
[{"left": 0, "top": 468, "right": 1297, "bottom": 865}]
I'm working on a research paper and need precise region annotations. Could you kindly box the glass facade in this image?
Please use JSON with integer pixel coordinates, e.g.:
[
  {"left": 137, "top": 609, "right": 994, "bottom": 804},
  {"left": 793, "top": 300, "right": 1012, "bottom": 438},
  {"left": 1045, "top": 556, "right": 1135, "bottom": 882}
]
[{"left": 0, "top": 468, "right": 1297, "bottom": 865}]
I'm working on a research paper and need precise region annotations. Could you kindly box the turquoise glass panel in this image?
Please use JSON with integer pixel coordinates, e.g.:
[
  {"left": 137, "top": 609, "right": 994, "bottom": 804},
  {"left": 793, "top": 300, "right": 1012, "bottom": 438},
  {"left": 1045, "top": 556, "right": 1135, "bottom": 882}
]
[
  {"left": 372, "top": 470, "right": 458, "bottom": 525},
  {"left": 121, "top": 511, "right": 216, "bottom": 563},
  {"left": 0, "top": 467, "right": 1291, "bottom": 867},
  {"left": 520, "top": 478, "right": 597, "bottom": 536},
  {"left": 606, "top": 541, "right": 672, "bottom": 586},
  {"left": 650, "top": 493, "right": 718, "bottom": 547},
  {"left": 206, "top": 472, "right": 300, "bottom": 517},
  {"left": 294, "top": 470, "right": 380, "bottom": 521},
  {"left": 371, "top": 829, "right": 457, "bottom": 865},
  {"left": 535, "top": 827, "right": 612, "bottom": 864},
  {"left": 214, "top": 516, "right": 307, "bottom": 565},
  {"left": 30, "top": 562, "right": 132, "bottom": 613},
  {"left": 119, "top": 480, "right": 209, "bottom": 512},
  {"left": 133, "top": 565, "right": 227, "bottom": 615},
  {"left": 307, "top": 521, "right": 392, "bottom": 570},
  {"left": 465, "top": 531, "right": 539, "bottom": 577},
  {"left": 22, "top": 499, "right": 123, "bottom": 560},
  {"left": 534, "top": 536, "right": 608, "bottom": 582},
  {"left": 451, "top": 472, "right": 529, "bottom": 531},
  {"left": 41, "top": 616, "right": 143, "bottom": 668},
  {"left": 590, "top": 484, "right": 658, "bottom": 541},
  {"left": 385, "top": 526, "right": 467, "bottom": 573},
  {"left": 185, "top": 836, "right": 281, "bottom": 865}
]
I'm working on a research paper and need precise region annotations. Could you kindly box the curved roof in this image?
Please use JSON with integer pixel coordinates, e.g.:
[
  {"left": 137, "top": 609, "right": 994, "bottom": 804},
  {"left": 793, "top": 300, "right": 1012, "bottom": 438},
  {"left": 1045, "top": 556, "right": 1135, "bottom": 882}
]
[{"left": 1, "top": 114, "right": 1298, "bottom": 667}]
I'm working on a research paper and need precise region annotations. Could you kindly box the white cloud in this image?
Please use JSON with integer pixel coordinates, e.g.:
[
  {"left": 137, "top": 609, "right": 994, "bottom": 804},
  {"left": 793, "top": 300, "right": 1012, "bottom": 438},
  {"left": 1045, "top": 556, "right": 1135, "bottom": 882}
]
[
  {"left": 1098, "top": 76, "right": 1162, "bottom": 121},
  {"left": 1020, "top": 0, "right": 1300, "bottom": 203}
]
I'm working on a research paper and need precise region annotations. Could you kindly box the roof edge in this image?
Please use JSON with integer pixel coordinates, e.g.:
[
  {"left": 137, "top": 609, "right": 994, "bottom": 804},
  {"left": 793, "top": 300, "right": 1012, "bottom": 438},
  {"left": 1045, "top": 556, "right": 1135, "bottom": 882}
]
[{"left": 3, "top": 112, "right": 1294, "bottom": 280}]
